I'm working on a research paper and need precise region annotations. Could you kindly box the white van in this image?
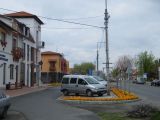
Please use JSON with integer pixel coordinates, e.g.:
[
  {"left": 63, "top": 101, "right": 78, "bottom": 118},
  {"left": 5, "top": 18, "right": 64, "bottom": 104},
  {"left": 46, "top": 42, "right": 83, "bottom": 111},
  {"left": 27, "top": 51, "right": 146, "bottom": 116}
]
[{"left": 61, "top": 75, "right": 107, "bottom": 97}]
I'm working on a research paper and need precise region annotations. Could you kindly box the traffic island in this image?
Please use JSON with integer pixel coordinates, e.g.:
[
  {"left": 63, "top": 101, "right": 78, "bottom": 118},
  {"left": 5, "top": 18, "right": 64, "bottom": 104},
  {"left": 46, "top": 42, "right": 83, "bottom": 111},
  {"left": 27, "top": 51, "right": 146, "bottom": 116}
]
[{"left": 58, "top": 88, "right": 140, "bottom": 104}]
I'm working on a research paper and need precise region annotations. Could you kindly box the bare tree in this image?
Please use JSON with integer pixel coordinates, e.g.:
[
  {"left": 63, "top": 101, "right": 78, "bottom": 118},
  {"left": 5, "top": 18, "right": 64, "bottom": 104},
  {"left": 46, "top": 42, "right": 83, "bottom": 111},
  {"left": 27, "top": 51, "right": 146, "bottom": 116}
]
[{"left": 115, "top": 55, "right": 133, "bottom": 89}]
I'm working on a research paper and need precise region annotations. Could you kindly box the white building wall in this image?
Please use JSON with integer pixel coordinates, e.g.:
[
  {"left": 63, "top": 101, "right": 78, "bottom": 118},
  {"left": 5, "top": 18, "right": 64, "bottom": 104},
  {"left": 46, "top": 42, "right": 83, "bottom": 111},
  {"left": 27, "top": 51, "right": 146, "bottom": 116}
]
[
  {"left": 15, "top": 17, "right": 43, "bottom": 85},
  {"left": 0, "top": 31, "right": 14, "bottom": 88},
  {"left": 0, "top": 15, "right": 43, "bottom": 88}
]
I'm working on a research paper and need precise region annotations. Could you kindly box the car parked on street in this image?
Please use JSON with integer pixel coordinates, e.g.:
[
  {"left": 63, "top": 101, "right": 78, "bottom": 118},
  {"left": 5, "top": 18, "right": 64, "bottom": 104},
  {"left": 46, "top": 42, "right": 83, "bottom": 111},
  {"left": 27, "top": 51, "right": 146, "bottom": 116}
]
[
  {"left": 0, "top": 90, "right": 10, "bottom": 118},
  {"left": 90, "top": 76, "right": 107, "bottom": 86},
  {"left": 151, "top": 79, "right": 160, "bottom": 86},
  {"left": 61, "top": 75, "right": 107, "bottom": 97},
  {"left": 132, "top": 79, "right": 137, "bottom": 84},
  {"left": 132, "top": 77, "right": 146, "bottom": 84}
]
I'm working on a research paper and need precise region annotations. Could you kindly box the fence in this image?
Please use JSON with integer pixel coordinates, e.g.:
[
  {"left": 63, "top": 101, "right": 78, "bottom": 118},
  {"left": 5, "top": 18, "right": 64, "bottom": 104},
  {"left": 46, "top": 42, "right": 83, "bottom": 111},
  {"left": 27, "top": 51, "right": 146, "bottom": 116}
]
[{"left": 41, "top": 72, "right": 65, "bottom": 83}]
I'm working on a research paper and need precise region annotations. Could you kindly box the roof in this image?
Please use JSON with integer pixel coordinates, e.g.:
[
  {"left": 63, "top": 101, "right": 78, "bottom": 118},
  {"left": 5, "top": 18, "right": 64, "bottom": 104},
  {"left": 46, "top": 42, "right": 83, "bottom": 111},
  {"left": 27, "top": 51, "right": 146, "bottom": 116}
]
[
  {"left": 63, "top": 75, "right": 89, "bottom": 78},
  {"left": 5, "top": 11, "right": 44, "bottom": 24},
  {"left": 0, "top": 15, "right": 35, "bottom": 43},
  {"left": 41, "top": 51, "right": 62, "bottom": 56}
]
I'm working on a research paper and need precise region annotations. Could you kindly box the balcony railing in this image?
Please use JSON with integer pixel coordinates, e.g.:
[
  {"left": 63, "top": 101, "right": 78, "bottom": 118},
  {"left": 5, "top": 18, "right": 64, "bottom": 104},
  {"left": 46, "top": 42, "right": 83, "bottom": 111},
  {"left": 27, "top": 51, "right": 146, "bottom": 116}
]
[{"left": 12, "top": 47, "right": 23, "bottom": 61}]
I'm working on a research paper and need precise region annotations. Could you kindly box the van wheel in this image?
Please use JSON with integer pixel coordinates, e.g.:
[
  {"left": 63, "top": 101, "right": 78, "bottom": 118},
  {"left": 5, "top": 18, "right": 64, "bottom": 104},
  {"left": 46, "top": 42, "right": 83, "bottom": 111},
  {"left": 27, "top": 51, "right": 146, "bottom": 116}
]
[
  {"left": 63, "top": 90, "right": 69, "bottom": 96},
  {"left": 75, "top": 93, "right": 79, "bottom": 96},
  {"left": 86, "top": 90, "right": 93, "bottom": 97},
  {"left": 98, "top": 93, "right": 103, "bottom": 97}
]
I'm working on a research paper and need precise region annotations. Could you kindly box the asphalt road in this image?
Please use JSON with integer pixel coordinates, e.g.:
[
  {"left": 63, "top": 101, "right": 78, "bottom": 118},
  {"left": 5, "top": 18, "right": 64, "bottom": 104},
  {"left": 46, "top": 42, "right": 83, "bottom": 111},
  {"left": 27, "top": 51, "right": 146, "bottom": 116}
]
[
  {"left": 6, "top": 82, "right": 160, "bottom": 120},
  {"left": 9, "top": 87, "right": 101, "bottom": 120},
  {"left": 117, "top": 81, "right": 160, "bottom": 107}
]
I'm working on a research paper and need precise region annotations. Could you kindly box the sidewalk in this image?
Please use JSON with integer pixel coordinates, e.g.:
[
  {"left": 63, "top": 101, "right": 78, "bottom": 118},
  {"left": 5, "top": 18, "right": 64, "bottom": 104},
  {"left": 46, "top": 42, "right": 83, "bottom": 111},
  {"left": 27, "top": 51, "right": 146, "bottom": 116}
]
[{"left": 5, "top": 84, "right": 49, "bottom": 97}]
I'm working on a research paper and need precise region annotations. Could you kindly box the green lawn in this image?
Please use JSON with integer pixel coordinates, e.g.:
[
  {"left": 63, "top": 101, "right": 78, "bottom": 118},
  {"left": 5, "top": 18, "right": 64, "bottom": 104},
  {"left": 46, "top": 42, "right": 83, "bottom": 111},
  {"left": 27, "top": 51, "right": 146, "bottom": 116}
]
[
  {"left": 150, "top": 112, "right": 160, "bottom": 120},
  {"left": 98, "top": 112, "right": 143, "bottom": 120},
  {"left": 98, "top": 112, "right": 160, "bottom": 120}
]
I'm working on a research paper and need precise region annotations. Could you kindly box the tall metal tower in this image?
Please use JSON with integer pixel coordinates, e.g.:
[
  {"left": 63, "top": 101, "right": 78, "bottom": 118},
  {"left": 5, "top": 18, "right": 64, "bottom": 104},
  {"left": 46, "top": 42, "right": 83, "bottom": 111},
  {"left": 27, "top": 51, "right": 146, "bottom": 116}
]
[{"left": 105, "top": 0, "right": 110, "bottom": 95}]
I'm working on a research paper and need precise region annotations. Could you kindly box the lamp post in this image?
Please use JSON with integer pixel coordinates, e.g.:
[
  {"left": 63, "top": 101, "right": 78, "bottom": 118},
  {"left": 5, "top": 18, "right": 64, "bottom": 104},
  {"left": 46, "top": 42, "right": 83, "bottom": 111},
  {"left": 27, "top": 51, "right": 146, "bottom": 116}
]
[{"left": 104, "top": 0, "right": 110, "bottom": 95}]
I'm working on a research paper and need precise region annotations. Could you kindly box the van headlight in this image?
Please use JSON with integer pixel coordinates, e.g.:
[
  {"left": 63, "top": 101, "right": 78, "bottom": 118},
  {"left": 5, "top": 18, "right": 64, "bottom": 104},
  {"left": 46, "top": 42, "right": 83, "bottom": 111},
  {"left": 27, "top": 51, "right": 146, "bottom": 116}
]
[{"left": 91, "top": 87, "right": 98, "bottom": 92}]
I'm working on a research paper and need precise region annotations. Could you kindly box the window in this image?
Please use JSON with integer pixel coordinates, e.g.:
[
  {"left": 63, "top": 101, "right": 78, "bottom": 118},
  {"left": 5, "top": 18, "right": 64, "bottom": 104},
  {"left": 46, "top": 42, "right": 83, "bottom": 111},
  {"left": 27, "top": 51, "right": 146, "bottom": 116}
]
[
  {"left": 78, "top": 79, "right": 87, "bottom": 85},
  {"left": 10, "top": 64, "right": 14, "bottom": 79},
  {"left": 62, "top": 78, "right": 69, "bottom": 84},
  {"left": 27, "top": 45, "right": 29, "bottom": 61},
  {"left": 0, "top": 32, "right": 5, "bottom": 42},
  {"left": 49, "top": 61, "right": 56, "bottom": 71},
  {"left": 12, "top": 38, "right": 17, "bottom": 49},
  {"left": 0, "top": 32, "right": 6, "bottom": 48},
  {"left": 24, "top": 27, "right": 29, "bottom": 37},
  {"left": 70, "top": 78, "right": 77, "bottom": 84},
  {"left": 23, "top": 43, "right": 25, "bottom": 60},
  {"left": 36, "top": 31, "right": 38, "bottom": 41},
  {"left": 85, "top": 77, "right": 99, "bottom": 84}
]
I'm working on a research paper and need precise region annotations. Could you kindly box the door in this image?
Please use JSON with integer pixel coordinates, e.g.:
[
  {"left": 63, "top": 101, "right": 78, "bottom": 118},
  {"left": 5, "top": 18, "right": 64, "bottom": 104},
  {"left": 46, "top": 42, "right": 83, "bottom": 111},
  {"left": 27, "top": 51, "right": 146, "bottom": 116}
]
[
  {"left": 20, "top": 63, "right": 25, "bottom": 86},
  {"left": 3, "top": 63, "right": 6, "bottom": 85},
  {"left": 69, "top": 78, "right": 77, "bottom": 93},
  {"left": 77, "top": 78, "right": 88, "bottom": 94},
  {"left": 15, "top": 65, "right": 18, "bottom": 86},
  {"left": 27, "top": 64, "right": 29, "bottom": 86}
]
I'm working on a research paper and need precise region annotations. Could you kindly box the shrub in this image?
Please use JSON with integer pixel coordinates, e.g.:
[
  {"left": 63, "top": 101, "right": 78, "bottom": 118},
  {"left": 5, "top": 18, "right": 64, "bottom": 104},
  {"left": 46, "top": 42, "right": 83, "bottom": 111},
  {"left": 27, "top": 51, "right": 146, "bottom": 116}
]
[{"left": 127, "top": 104, "right": 158, "bottom": 118}]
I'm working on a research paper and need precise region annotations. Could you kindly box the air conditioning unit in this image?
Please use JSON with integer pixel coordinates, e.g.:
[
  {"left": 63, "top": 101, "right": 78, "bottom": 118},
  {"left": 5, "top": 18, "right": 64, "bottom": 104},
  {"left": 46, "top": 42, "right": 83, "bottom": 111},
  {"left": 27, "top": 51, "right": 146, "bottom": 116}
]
[{"left": 37, "top": 41, "right": 45, "bottom": 48}]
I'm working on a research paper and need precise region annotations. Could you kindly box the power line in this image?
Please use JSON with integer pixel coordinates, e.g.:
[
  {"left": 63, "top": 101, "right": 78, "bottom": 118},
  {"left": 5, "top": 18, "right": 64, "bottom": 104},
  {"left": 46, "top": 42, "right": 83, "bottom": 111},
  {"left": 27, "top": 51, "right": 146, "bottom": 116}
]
[
  {"left": 60, "top": 15, "right": 103, "bottom": 20},
  {"left": 99, "top": 29, "right": 105, "bottom": 50},
  {"left": 0, "top": 7, "right": 104, "bottom": 29},
  {"left": 39, "top": 16, "right": 104, "bottom": 29},
  {"left": 0, "top": 7, "right": 103, "bottom": 20},
  {"left": 41, "top": 27, "right": 98, "bottom": 30}
]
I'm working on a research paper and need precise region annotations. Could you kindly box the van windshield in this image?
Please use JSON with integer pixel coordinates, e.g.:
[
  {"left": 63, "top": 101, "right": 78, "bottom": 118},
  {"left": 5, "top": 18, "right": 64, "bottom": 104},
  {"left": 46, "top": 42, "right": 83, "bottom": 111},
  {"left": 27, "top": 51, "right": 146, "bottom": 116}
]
[
  {"left": 93, "top": 76, "right": 105, "bottom": 81},
  {"left": 85, "top": 77, "right": 99, "bottom": 84}
]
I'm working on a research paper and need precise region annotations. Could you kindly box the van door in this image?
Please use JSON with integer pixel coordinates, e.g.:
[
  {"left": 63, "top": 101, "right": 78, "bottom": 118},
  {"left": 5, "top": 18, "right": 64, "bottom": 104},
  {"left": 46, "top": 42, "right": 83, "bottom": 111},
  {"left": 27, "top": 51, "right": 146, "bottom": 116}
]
[
  {"left": 69, "top": 78, "right": 77, "bottom": 93},
  {"left": 77, "top": 78, "right": 88, "bottom": 94}
]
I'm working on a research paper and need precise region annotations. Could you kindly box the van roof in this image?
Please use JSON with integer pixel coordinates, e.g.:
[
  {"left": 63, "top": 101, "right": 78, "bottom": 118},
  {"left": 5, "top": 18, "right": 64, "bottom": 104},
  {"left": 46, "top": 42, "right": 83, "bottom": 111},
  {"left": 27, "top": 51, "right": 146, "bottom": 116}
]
[{"left": 63, "top": 75, "right": 89, "bottom": 78}]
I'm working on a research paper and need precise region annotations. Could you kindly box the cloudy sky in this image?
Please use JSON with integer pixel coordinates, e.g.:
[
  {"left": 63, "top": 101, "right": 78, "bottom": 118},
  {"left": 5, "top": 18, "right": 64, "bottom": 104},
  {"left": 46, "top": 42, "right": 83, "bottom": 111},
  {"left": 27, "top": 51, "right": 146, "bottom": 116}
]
[{"left": 0, "top": 0, "right": 160, "bottom": 70}]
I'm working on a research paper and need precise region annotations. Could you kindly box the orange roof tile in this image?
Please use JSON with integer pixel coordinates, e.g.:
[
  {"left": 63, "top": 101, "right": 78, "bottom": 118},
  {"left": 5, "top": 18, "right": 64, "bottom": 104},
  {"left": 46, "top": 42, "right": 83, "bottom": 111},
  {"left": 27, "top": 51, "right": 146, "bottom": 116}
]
[
  {"left": 41, "top": 51, "right": 62, "bottom": 56},
  {"left": 5, "top": 11, "right": 43, "bottom": 24}
]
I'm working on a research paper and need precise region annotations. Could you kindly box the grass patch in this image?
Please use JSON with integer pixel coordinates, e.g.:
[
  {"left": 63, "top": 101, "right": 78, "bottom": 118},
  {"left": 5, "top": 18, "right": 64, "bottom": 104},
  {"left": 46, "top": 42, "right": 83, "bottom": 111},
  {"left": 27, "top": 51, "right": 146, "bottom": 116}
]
[
  {"left": 98, "top": 111, "right": 160, "bottom": 120},
  {"left": 150, "top": 112, "right": 160, "bottom": 120},
  {"left": 98, "top": 112, "right": 142, "bottom": 120},
  {"left": 48, "top": 82, "right": 61, "bottom": 87}
]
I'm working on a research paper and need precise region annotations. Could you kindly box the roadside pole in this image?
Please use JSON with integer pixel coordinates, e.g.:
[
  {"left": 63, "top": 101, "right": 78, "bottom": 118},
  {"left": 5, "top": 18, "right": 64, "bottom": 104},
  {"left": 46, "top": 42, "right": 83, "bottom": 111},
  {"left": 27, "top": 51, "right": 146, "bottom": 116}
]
[
  {"left": 158, "top": 67, "right": 160, "bottom": 80},
  {"left": 96, "top": 43, "right": 99, "bottom": 73},
  {"left": 105, "top": 0, "right": 110, "bottom": 95}
]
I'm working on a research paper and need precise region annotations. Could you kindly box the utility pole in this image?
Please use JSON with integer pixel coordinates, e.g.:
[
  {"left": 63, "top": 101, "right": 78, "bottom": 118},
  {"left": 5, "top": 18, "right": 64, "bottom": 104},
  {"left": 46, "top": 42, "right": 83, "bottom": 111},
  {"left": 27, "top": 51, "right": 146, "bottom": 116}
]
[
  {"left": 105, "top": 0, "right": 110, "bottom": 95},
  {"left": 97, "top": 43, "right": 99, "bottom": 72}
]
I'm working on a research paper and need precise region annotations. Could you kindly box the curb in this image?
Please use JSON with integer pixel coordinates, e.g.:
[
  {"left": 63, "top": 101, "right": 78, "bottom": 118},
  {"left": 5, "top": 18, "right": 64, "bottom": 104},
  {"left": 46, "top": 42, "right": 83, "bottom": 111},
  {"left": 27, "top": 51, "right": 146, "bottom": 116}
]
[
  {"left": 8, "top": 87, "right": 48, "bottom": 98},
  {"left": 57, "top": 97, "right": 141, "bottom": 105}
]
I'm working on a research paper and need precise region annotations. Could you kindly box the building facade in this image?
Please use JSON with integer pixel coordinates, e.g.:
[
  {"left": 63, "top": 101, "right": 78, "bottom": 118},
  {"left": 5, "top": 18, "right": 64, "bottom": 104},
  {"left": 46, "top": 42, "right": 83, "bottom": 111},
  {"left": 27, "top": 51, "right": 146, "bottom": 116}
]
[
  {"left": 0, "top": 11, "right": 44, "bottom": 89},
  {"left": 41, "top": 51, "right": 69, "bottom": 83}
]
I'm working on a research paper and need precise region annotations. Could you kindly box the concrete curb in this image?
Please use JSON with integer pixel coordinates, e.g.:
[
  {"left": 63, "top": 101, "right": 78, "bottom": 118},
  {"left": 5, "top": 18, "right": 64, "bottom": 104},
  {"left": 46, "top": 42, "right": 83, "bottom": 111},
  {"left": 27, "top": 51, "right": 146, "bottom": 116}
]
[
  {"left": 7, "top": 87, "right": 48, "bottom": 98},
  {"left": 57, "top": 97, "right": 141, "bottom": 105}
]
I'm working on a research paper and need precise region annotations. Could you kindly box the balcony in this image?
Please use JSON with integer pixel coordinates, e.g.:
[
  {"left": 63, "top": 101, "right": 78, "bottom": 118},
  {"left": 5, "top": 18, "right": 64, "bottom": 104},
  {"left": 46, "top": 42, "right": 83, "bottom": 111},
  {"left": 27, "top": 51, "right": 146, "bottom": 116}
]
[{"left": 12, "top": 47, "right": 23, "bottom": 61}]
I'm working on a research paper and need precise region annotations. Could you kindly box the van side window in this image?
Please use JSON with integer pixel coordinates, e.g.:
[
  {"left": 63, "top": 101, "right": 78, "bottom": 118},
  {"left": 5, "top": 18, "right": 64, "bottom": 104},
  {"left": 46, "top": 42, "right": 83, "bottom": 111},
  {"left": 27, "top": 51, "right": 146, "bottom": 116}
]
[
  {"left": 78, "top": 79, "right": 86, "bottom": 85},
  {"left": 62, "top": 78, "right": 69, "bottom": 84},
  {"left": 70, "top": 78, "right": 77, "bottom": 84}
]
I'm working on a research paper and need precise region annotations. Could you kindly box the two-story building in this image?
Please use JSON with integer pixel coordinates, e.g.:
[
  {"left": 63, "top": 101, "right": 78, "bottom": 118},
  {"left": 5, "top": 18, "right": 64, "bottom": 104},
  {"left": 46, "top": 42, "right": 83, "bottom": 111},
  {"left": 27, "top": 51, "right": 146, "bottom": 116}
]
[
  {"left": 41, "top": 51, "right": 69, "bottom": 83},
  {"left": 0, "top": 11, "right": 44, "bottom": 89}
]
